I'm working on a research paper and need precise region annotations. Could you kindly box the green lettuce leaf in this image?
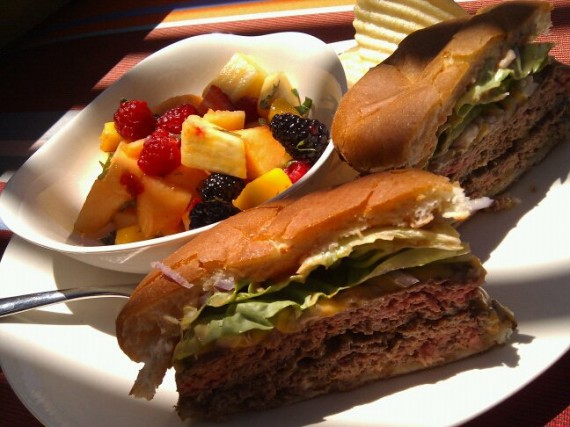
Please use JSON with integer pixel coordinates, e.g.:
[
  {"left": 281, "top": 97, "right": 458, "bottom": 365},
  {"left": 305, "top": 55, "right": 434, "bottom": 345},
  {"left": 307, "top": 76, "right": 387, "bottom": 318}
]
[
  {"left": 437, "top": 42, "right": 553, "bottom": 153},
  {"left": 173, "top": 223, "right": 469, "bottom": 360}
]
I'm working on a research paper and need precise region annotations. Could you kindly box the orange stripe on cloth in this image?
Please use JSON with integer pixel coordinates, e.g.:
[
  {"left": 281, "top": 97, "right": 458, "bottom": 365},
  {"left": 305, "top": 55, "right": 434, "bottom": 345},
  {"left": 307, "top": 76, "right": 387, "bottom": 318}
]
[{"left": 162, "top": 0, "right": 354, "bottom": 23}]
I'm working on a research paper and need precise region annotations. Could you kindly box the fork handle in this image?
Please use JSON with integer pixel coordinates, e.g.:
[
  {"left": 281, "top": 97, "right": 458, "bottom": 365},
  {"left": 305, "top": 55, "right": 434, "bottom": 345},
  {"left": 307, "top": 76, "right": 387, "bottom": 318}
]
[{"left": 0, "top": 287, "right": 131, "bottom": 318}]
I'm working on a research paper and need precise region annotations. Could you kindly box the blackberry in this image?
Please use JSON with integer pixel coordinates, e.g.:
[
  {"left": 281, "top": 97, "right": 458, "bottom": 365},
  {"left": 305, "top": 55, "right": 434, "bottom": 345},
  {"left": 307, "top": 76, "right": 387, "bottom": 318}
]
[
  {"left": 189, "top": 200, "right": 240, "bottom": 229},
  {"left": 198, "top": 173, "right": 245, "bottom": 202},
  {"left": 269, "top": 113, "right": 329, "bottom": 164}
]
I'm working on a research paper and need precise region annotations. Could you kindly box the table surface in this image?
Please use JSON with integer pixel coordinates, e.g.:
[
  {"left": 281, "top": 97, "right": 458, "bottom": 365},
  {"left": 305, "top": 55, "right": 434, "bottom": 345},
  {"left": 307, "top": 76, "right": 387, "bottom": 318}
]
[{"left": 0, "top": 1, "right": 568, "bottom": 426}]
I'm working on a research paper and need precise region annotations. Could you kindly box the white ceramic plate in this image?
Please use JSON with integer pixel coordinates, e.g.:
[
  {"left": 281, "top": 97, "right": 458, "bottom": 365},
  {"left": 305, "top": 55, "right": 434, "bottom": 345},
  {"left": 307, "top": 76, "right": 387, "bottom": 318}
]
[
  {"left": 1, "top": 133, "right": 569, "bottom": 427},
  {"left": 0, "top": 32, "right": 346, "bottom": 274}
]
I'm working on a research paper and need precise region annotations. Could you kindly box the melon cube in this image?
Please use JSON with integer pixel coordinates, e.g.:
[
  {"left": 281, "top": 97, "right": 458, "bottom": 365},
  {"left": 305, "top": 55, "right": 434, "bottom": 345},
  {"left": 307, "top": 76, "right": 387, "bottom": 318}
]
[
  {"left": 181, "top": 115, "right": 247, "bottom": 179},
  {"left": 237, "top": 125, "right": 291, "bottom": 180},
  {"left": 74, "top": 147, "right": 141, "bottom": 237},
  {"left": 121, "top": 138, "right": 145, "bottom": 159},
  {"left": 164, "top": 165, "right": 209, "bottom": 194},
  {"left": 112, "top": 206, "right": 138, "bottom": 230},
  {"left": 136, "top": 175, "right": 193, "bottom": 239},
  {"left": 233, "top": 168, "right": 292, "bottom": 211}
]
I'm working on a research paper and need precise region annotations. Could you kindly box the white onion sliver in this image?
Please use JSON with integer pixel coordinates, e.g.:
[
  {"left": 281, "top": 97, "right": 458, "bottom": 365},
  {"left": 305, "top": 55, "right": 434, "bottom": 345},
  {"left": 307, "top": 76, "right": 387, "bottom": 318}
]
[
  {"left": 214, "top": 278, "right": 235, "bottom": 292},
  {"left": 151, "top": 261, "right": 193, "bottom": 289},
  {"left": 468, "top": 197, "right": 493, "bottom": 212},
  {"left": 389, "top": 271, "right": 420, "bottom": 287}
]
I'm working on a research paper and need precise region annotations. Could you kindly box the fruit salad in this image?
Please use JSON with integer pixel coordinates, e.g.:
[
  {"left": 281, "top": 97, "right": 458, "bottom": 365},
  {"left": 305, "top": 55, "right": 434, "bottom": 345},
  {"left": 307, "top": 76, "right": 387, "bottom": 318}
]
[{"left": 73, "top": 53, "right": 330, "bottom": 245}]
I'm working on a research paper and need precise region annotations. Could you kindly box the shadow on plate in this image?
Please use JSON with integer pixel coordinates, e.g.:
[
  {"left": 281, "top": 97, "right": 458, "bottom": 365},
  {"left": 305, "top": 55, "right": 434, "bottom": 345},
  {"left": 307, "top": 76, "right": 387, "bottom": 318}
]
[{"left": 459, "top": 140, "right": 570, "bottom": 263}]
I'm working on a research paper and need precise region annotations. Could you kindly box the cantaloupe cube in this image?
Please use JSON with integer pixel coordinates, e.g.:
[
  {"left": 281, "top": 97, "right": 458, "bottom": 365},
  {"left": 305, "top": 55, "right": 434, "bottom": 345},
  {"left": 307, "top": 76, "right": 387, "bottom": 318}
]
[
  {"left": 164, "top": 165, "right": 209, "bottom": 194},
  {"left": 136, "top": 175, "right": 192, "bottom": 239},
  {"left": 181, "top": 115, "right": 247, "bottom": 179},
  {"left": 112, "top": 206, "right": 138, "bottom": 229},
  {"left": 237, "top": 125, "right": 292, "bottom": 180},
  {"left": 233, "top": 168, "right": 292, "bottom": 211},
  {"left": 121, "top": 138, "right": 145, "bottom": 159},
  {"left": 99, "top": 122, "right": 124, "bottom": 152},
  {"left": 203, "top": 109, "right": 246, "bottom": 131},
  {"left": 74, "top": 148, "right": 142, "bottom": 237}
]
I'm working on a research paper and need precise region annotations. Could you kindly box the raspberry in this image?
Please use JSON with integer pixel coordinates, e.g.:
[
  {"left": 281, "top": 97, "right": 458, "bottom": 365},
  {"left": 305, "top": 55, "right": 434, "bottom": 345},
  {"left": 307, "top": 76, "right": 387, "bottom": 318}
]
[
  {"left": 189, "top": 200, "right": 240, "bottom": 229},
  {"left": 284, "top": 160, "right": 311, "bottom": 184},
  {"left": 198, "top": 173, "right": 245, "bottom": 202},
  {"left": 113, "top": 100, "right": 156, "bottom": 140},
  {"left": 269, "top": 113, "right": 329, "bottom": 164},
  {"left": 137, "top": 128, "right": 181, "bottom": 176},
  {"left": 157, "top": 104, "right": 197, "bottom": 134},
  {"left": 120, "top": 172, "right": 143, "bottom": 197}
]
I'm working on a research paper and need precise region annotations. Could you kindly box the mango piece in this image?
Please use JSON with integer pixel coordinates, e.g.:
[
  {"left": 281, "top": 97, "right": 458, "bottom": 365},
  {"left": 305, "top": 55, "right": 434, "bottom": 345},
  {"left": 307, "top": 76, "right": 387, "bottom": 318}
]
[
  {"left": 233, "top": 168, "right": 292, "bottom": 210},
  {"left": 115, "top": 224, "right": 145, "bottom": 245},
  {"left": 237, "top": 126, "right": 291, "bottom": 180},
  {"left": 74, "top": 146, "right": 142, "bottom": 237},
  {"left": 203, "top": 109, "right": 246, "bottom": 131},
  {"left": 181, "top": 115, "right": 247, "bottom": 179},
  {"left": 268, "top": 97, "right": 299, "bottom": 122},
  {"left": 99, "top": 122, "right": 124, "bottom": 152},
  {"left": 136, "top": 175, "right": 193, "bottom": 239},
  {"left": 207, "top": 53, "right": 267, "bottom": 103}
]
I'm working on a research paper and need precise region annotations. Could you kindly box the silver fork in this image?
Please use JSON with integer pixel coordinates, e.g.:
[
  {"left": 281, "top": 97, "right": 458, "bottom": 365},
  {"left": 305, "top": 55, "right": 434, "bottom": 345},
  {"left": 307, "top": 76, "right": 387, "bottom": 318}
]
[{"left": 0, "top": 285, "right": 134, "bottom": 318}]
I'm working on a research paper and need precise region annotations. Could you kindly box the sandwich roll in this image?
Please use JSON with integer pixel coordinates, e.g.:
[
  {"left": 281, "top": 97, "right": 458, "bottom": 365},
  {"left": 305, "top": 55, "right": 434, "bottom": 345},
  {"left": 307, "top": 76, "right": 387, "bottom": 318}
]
[
  {"left": 116, "top": 169, "right": 515, "bottom": 419},
  {"left": 332, "top": 1, "right": 570, "bottom": 197}
]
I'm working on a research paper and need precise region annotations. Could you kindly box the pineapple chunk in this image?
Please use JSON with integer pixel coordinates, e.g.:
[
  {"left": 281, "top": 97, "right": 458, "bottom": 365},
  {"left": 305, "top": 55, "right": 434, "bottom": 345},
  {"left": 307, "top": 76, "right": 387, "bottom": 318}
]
[
  {"left": 257, "top": 72, "right": 299, "bottom": 119},
  {"left": 237, "top": 125, "right": 291, "bottom": 180},
  {"left": 74, "top": 145, "right": 142, "bottom": 237},
  {"left": 99, "top": 122, "right": 124, "bottom": 152},
  {"left": 203, "top": 109, "right": 246, "bottom": 131},
  {"left": 181, "top": 115, "right": 247, "bottom": 179},
  {"left": 207, "top": 53, "right": 267, "bottom": 103},
  {"left": 137, "top": 175, "right": 192, "bottom": 239},
  {"left": 233, "top": 168, "right": 292, "bottom": 211},
  {"left": 115, "top": 224, "right": 145, "bottom": 245}
]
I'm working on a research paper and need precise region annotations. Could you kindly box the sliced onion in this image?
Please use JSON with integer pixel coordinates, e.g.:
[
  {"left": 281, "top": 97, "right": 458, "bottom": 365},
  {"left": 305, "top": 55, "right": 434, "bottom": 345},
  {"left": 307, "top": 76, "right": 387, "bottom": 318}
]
[
  {"left": 151, "top": 261, "right": 193, "bottom": 289},
  {"left": 468, "top": 197, "right": 494, "bottom": 212},
  {"left": 389, "top": 271, "right": 420, "bottom": 287},
  {"left": 214, "top": 278, "right": 235, "bottom": 292}
]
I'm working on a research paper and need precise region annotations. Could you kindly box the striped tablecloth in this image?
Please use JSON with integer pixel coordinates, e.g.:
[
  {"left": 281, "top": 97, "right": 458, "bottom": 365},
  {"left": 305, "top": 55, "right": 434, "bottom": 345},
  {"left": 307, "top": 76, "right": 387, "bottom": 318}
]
[{"left": 0, "top": 1, "right": 568, "bottom": 426}]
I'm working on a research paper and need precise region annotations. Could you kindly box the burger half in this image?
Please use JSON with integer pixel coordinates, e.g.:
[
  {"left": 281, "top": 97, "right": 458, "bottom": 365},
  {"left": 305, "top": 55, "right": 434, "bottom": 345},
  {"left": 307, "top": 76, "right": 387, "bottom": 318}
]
[
  {"left": 332, "top": 0, "right": 570, "bottom": 197},
  {"left": 116, "top": 169, "right": 516, "bottom": 420}
]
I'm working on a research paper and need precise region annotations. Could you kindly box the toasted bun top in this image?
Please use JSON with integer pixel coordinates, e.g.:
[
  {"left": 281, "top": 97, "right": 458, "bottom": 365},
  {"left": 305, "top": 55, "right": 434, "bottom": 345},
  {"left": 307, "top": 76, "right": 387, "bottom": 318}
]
[
  {"left": 331, "top": 0, "right": 553, "bottom": 173},
  {"left": 116, "top": 169, "right": 474, "bottom": 396}
]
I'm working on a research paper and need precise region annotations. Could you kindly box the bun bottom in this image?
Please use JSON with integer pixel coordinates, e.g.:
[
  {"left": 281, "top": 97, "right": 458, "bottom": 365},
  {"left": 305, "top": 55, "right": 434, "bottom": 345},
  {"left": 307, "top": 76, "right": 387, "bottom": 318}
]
[{"left": 174, "top": 257, "right": 515, "bottom": 420}]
